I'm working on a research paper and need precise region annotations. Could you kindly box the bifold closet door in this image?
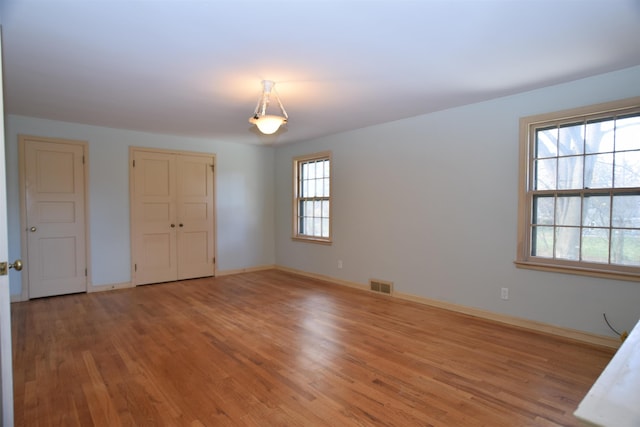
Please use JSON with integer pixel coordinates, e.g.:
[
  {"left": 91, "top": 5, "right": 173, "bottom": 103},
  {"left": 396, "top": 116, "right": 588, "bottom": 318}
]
[{"left": 132, "top": 150, "right": 214, "bottom": 285}]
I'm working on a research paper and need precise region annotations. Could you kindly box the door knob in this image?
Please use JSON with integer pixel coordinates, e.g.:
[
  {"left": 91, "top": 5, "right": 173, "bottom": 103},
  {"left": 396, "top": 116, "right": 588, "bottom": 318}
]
[
  {"left": 1, "top": 259, "right": 24, "bottom": 275},
  {"left": 179, "top": 223, "right": 184, "bottom": 227},
  {"left": 170, "top": 224, "right": 175, "bottom": 228},
  {"left": 30, "top": 226, "right": 37, "bottom": 232}
]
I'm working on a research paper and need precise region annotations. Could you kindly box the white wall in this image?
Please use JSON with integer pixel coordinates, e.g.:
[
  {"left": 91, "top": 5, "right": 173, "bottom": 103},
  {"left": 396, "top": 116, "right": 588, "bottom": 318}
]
[
  {"left": 274, "top": 65, "right": 640, "bottom": 338},
  {"left": 5, "top": 116, "right": 275, "bottom": 295}
]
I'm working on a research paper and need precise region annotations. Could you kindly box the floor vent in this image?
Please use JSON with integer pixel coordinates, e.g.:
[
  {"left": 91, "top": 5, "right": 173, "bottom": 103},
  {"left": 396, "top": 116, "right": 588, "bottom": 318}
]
[{"left": 370, "top": 279, "right": 394, "bottom": 295}]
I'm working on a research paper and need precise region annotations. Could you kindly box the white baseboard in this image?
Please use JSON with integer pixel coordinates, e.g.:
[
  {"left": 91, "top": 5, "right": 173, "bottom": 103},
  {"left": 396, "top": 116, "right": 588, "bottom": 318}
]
[
  {"left": 393, "top": 291, "right": 619, "bottom": 349},
  {"left": 87, "top": 281, "right": 133, "bottom": 293},
  {"left": 275, "top": 265, "right": 369, "bottom": 291},
  {"left": 216, "top": 264, "right": 276, "bottom": 276},
  {"left": 273, "top": 265, "right": 620, "bottom": 349}
]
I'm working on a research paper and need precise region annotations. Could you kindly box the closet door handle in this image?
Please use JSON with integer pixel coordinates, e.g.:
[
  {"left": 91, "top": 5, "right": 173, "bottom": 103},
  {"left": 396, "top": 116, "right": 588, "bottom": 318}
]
[
  {"left": 170, "top": 224, "right": 175, "bottom": 228},
  {"left": 10, "top": 260, "right": 23, "bottom": 271},
  {"left": 179, "top": 224, "right": 184, "bottom": 227}
]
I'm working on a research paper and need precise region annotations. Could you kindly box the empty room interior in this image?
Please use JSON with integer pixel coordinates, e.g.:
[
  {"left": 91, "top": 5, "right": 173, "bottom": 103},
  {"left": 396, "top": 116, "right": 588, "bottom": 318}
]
[{"left": 1, "top": 0, "right": 640, "bottom": 426}]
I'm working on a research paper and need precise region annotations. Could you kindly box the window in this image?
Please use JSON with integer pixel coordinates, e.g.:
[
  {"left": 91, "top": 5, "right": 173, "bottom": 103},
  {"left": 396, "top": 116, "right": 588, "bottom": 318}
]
[
  {"left": 517, "top": 97, "right": 640, "bottom": 281},
  {"left": 293, "top": 152, "right": 332, "bottom": 243}
]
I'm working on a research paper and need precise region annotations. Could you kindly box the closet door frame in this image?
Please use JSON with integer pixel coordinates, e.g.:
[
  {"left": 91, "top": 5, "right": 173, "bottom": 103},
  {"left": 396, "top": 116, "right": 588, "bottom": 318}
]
[{"left": 129, "top": 146, "right": 217, "bottom": 285}]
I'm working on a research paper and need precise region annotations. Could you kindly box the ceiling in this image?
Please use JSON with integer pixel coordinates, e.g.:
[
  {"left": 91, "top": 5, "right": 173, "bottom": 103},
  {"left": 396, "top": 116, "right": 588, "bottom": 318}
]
[{"left": 1, "top": 0, "right": 640, "bottom": 146}]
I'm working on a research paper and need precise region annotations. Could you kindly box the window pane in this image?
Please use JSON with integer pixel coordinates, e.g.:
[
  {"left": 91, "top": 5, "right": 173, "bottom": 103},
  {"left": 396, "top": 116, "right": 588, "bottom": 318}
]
[
  {"left": 302, "top": 180, "right": 309, "bottom": 197},
  {"left": 531, "top": 226, "right": 554, "bottom": 257},
  {"left": 583, "top": 195, "right": 610, "bottom": 227},
  {"left": 611, "top": 229, "right": 640, "bottom": 266},
  {"left": 558, "top": 156, "right": 583, "bottom": 189},
  {"left": 612, "top": 194, "right": 640, "bottom": 228},
  {"left": 323, "top": 178, "right": 330, "bottom": 197},
  {"left": 614, "top": 151, "right": 640, "bottom": 188},
  {"left": 558, "top": 122, "right": 584, "bottom": 156},
  {"left": 313, "top": 217, "right": 322, "bottom": 236},
  {"left": 556, "top": 196, "right": 581, "bottom": 226},
  {"left": 315, "top": 178, "right": 323, "bottom": 197},
  {"left": 321, "top": 219, "right": 329, "bottom": 238},
  {"left": 536, "top": 127, "right": 557, "bottom": 158},
  {"left": 324, "top": 160, "right": 330, "bottom": 177},
  {"left": 615, "top": 115, "right": 640, "bottom": 151},
  {"left": 582, "top": 228, "right": 610, "bottom": 263},
  {"left": 321, "top": 200, "right": 329, "bottom": 218},
  {"left": 303, "top": 217, "right": 314, "bottom": 236},
  {"left": 533, "top": 196, "right": 554, "bottom": 225},
  {"left": 555, "top": 227, "right": 580, "bottom": 260},
  {"left": 307, "top": 162, "right": 316, "bottom": 179},
  {"left": 301, "top": 162, "right": 309, "bottom": 180},
  {"left": 315, "top": 161, "right": 324, "bottom": 179},
  {"left": 584, "top": 153, "right": 613, "bottom": 188},
  {"left": 304, "top": 200, "right": 314, "bottom": 218},
  {"left": 534, "top": 158, "right": 557, "bottom": 190},
  {"left": 586, "top": 118, "right": 615, "bottom": 154}
]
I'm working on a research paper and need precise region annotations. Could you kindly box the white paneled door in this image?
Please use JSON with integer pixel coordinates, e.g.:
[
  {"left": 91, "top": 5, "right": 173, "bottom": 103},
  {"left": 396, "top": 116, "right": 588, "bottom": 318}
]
[
  {"left": 132, "top": 149, "right": 215, "bottom": 285},
  {"left": 0, "top": 32, "right": 15, "bottom": 426},
  {"left": 22, "top": 136, "right": 88, "bottom": 299}
]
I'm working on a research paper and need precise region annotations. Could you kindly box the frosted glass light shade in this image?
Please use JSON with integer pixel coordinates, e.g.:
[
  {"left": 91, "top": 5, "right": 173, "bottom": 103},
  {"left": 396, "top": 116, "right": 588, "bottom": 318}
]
[{"left": 249, "top": 115, "right": 286, "bottom": 135}]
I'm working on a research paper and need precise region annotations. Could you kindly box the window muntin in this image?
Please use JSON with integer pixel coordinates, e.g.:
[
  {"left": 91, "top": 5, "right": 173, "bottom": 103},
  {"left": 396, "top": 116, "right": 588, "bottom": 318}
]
[
  {"left": 293, "top": 152, "right": 331, "bottom": 243},
  {"left": 518, "top": 98, "right": 640, "bottom": 280}
]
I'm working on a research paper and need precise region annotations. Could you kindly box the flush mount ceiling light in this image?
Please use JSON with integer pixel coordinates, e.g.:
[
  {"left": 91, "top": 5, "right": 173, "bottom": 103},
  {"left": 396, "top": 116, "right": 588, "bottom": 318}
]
[{"left": 249, "top": 80, "right": 288, "bottom": 135}]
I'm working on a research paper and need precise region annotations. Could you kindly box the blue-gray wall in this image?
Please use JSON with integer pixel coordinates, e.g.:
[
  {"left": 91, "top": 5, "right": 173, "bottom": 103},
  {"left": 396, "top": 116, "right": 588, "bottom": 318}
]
[{"left": 274, "top": 65, "right": 640, "bottom": 337}]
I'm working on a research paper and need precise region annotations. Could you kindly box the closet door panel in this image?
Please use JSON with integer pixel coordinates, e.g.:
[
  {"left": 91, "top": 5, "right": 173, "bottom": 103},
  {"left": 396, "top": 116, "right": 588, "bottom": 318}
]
[
  {"left": 176, "top": 155, "right": 214, "bottom": 280},
  {"left": 133, "top": 151, "right": 178, "bottom": 285}
]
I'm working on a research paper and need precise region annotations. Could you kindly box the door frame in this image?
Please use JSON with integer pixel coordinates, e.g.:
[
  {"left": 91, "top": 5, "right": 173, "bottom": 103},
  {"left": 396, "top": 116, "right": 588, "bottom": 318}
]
[
  {"left": 17, "top": 135, "right": 92, "bottom": 301},
  {"left": 129, "top": 146, "right": 217, "bottom": 285}
]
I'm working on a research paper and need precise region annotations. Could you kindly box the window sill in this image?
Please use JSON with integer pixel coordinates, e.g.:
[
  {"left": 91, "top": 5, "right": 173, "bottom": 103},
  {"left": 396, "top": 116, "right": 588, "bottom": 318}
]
[
  {"left": 514, "top": 260, "right": 640, "bottom": 282},
  {"left": 291, "top": 236, "right": 332, "bottom": 245}
]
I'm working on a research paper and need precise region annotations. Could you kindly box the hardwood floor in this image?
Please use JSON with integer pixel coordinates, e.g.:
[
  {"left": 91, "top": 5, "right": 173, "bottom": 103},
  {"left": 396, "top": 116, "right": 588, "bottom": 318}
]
[{"left": 11, "top": 270, "right": 614, "bottom": 426}]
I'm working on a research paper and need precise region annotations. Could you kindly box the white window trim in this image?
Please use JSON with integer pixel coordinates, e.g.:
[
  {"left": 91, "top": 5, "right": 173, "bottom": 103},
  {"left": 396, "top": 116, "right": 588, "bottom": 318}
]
[
  {"left": 292, "top": 151, "right": 332, "bottom": 244},
  {"left": 515, "top": 97, "right": 640, "bottom": 282}
]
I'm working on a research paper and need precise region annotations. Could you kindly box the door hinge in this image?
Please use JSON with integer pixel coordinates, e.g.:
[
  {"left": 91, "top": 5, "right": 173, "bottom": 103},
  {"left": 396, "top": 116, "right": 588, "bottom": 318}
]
[
  {"left": 134, "top": 263, "right": 137, "bottom": 272},
  {"left": 133, "top": 159, "right": 136, "bottom": 167},
  {"left": 213, "top": 257, "right": 216, "bottom": 264},
  {"left": 85, "top": 268, "right": 87, "bottom": 277},
  {"left": 210, "top": 164, "right": 214, "bottom": 171},
  {"left": 82, "top": 155, "right": 85, "bottom": 164}
]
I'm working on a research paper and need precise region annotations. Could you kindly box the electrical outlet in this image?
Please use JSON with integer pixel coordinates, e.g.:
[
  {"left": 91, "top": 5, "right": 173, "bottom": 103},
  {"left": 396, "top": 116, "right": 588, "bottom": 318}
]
[
  {"left": 337, "top": 260, "right": 343, "bottom": 269},
  {"left": 501, "top": 287, "right": 509, "bottom": 300}
]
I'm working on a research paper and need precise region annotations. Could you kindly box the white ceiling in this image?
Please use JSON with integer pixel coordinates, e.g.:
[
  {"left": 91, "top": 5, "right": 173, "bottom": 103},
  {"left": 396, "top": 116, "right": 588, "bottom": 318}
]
[{"left": 1, "top": 0, "right": 640, "bottom": 146}]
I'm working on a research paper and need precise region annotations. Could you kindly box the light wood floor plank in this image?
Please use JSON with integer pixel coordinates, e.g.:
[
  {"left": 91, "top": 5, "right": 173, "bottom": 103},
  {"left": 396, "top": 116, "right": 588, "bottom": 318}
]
[{"left": 12, "top": 270, "right": 614, "bottom": 426}]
